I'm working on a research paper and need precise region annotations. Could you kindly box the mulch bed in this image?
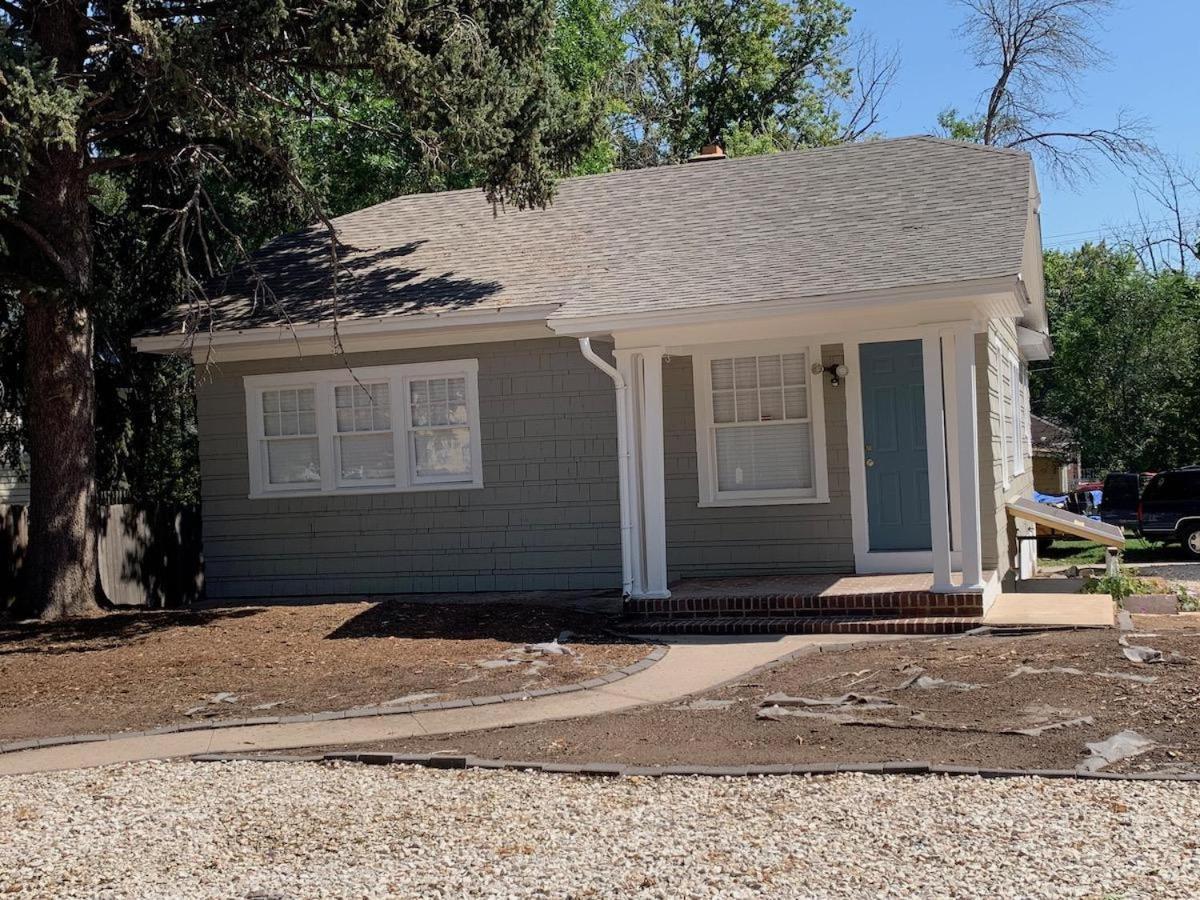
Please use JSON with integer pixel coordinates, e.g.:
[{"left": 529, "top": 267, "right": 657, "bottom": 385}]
[
  {"left": 0, "top": 601, "right": 648, "bottom": 742},
  {"left": 342, "top": 615, "right": 1200, "bottom": 774}
]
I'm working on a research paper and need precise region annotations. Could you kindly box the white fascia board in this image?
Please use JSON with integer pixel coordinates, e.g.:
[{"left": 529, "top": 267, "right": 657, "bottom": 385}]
[
  {"left": 132, "top": 303, "right": 562, "bottom": 356},
  {"left": 546, "top": 276, "right": 1024, "bottom": 337}
]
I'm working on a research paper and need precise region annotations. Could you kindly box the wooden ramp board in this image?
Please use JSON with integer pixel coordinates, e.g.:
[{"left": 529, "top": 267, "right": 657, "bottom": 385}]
[{"left": 1006, "top": 497, "right": 1126, "bottom": 548}]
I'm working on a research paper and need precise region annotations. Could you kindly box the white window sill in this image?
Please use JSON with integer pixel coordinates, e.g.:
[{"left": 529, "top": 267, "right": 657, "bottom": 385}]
[
  {"left": 698, "top": 494, "right": 830, "bottom": 508},
  {"left": 249, "top": 480, "right": 482, "bottom": 500}
]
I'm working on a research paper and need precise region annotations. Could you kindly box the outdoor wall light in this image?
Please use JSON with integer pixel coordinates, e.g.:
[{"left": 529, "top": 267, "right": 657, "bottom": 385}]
[{"left": 811, "top": 361, "right": 850, "bottom": 387}]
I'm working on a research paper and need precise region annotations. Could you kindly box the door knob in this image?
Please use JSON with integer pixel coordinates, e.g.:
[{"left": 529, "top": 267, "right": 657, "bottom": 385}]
[{"left": 865, "top": 458, "right": 875, "bottom": 467}]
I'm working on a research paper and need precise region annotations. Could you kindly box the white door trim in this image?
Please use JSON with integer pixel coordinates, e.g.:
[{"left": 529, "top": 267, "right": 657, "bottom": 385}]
[{"left": 842, "top": 324, "right": 971, "bottom": 575}]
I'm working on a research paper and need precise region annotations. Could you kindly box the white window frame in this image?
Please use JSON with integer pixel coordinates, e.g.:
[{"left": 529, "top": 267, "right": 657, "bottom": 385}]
[
  {"left": 1011, "top": 355, "right": 1027, "bottom": 477},
  {"left": 691, "top": 342, "right": 829, "bottom": 507},
  {"left": 244, "top": 359, "right": 483, "bottom": 499}
]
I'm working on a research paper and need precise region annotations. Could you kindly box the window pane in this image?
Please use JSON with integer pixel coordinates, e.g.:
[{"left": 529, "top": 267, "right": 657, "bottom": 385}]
[
  {"left": 711, "top": 358, "right": 734, "bottom": 391},
  {"left": 280, "top": 411, "right": 299, "bottom": 436},
  {"left": 758, "top": 355, "right": 782, "bottom": 388},
  {"left": 263, "top": 412, "right": 280, "bottom": 437},
  {"left": 430, "top": 400, "right": 449, "bottom": 426},
  {"left": 297, "top": 411, "right": 316, "bottom": 434},
  {"left": 336, "top": 407, "right": 355, "bottom": 432},
  {"left": 783, "top": 386, "right": 808, "bottom": 420},
  {"left": 297, "top": 388, "right": 314, "bottom": 412},
  {"left": 335, "top": 385, "right": 353, "bottom": 408},
  {"left": 712, "top": 390, "right": 736, "bottom": 424},
  {"left": 735, "top": 389, "right": 759, "bottom": 423},
  {"left": 412, "top": 427, "right": 472, "bottom": 478},
  {"left": 266, "top": 437, "right": 320, "bottom": 485},
  {"left": 262, "top": 391, "right": 279, "bottom": 413},
  {"left": 760, "top": 388, "right": 784, "bottom": 421},
  {"left": 715, "top": 423, "right": 812, "bottom": 492},
  {"left": 734, "top": 357, "right": 757, "bottom": 390},
  {"left": 782, "top": 353, "right": 807, "bottom": 385},
  {"left": 280, "top": 390, "right": 297, "bottom": 413},
  {"left": 339, "top": 433, "right": 395, "bottom": 481}
]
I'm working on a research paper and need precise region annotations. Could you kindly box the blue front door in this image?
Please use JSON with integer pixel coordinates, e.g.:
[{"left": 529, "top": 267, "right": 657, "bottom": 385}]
[{"left": 859, "top": 340, "right": 932, "bottom": 552}]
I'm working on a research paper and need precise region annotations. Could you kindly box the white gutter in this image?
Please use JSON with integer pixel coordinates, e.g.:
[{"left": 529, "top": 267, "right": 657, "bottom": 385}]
[
  {"left": 132, "top": 303, "right": 562, "bottom": 354},
  {"left": 577, "top": 337, "right": 634, "bottom": 598}
]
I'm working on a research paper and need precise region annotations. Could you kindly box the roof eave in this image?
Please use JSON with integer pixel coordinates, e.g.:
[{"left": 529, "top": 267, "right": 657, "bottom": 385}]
[
  {"left": 132, "top": 303, "right": 562, "bottom": 355},
  {"left": 547, "top": 276, "right": 1027, "bottom": 337}
]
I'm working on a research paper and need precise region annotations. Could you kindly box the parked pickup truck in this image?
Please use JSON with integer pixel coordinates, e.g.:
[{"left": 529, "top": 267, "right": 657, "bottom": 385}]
[{"left": 1137, "top": 467, "right": 1200, "bottom": 559}]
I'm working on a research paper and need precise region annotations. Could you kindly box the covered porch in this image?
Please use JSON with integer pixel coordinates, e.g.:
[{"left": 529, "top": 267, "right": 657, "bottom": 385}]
[{"left": 573, "top": 305, "right": 1009, "bottom": 604}]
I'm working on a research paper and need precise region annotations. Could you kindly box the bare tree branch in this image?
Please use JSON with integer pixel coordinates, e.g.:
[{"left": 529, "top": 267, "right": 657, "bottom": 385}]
[
  {"left": 953, "top": 0, "right": 1153, "bottom": 181},
  {"left": 835, "top": 34, "right": 900, "bottom": 142}
]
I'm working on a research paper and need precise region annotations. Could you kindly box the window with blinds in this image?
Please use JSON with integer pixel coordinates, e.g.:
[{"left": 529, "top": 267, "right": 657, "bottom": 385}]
[
  {"left": 244, "top": 360, "right": 481, "bottom": 498},
  {"left": 260, "top": 387, "right": 320, "bottom": 486},
  {"left": 694, "top": 347, "right": 828, "bottom": 505},
  {"left": 335, "top": 382, "right": 394, "bottom": 484}
]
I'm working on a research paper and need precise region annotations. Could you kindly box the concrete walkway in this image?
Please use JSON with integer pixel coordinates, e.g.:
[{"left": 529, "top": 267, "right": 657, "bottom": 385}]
[
  {"left": 0, "top": 634, "right": 881, "bottom": 776},
  {"left": 983, "top": 593, "right": 1114, "bottom": 627}
]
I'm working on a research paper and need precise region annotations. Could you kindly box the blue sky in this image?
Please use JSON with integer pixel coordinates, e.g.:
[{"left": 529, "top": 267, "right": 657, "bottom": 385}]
[{"left": 847, "top": 1, "right": 1199, "bottom": 250}]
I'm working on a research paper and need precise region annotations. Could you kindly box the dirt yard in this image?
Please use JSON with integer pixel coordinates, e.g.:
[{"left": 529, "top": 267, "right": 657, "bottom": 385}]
[
  {"left": 349, "top": 616, "right": 1200, "bottom": 774},
  {"left": 0, "top": 601, "right": 647, "bottom": 741}
]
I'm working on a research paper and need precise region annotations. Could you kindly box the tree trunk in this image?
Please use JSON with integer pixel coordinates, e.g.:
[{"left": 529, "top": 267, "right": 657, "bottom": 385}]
[
  {"left": 21, "top": 298, "right": 99, "bottom": 620},
  {"left": 8, "top": 0, "right": 100, "bottom": 620}
]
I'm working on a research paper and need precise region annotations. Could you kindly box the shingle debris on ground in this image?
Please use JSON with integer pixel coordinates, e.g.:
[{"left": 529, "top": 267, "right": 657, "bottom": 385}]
[{"left": 2, "top": 760, "right": 1199, "bottom": 899}]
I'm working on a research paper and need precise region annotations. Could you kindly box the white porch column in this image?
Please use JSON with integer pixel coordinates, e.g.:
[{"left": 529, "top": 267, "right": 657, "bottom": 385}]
[
  {"left": 954, "top": 325, "right": 985, "bottom": 590},
  {"left": 614, "top": 347, "right": 669, "bottom": 600},
  {"left": 922, "top": 334, "right": 954, "bottom": 593},
  {"left": 637, "top": 348, "right": 670, "bottom": 598},
  {"left": 614, "top": 349, "right": 645, "bottom": 598}
]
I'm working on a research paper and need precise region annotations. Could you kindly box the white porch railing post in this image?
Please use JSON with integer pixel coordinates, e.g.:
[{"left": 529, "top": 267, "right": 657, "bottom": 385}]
[
  {"left": 638, "top": 348, "right": 670, "bottom": 598},
  {"left": 954, "top": 325, "right": 985, "bottom": 590},
  {"left": 922, "top": 333, "right": 954, "bottom": 593}
]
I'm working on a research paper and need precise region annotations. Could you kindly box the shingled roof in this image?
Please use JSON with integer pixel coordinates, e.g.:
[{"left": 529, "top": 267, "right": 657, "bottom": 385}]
[{"left": 152, "top": 136, "right": 1036, "bottom": 335}]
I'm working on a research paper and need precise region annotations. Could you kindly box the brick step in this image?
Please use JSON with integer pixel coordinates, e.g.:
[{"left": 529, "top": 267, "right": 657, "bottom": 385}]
[
  {"left": 626, "top": 592, "right": 985, "bottom": 619},
  {"left": 619, "top": 615, "right": 986, "bottom": 637}
]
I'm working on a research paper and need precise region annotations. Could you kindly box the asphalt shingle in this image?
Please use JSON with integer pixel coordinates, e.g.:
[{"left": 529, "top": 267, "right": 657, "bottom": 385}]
[{"left": 150, "top": 137, "right": 1034, "bottom": 335}]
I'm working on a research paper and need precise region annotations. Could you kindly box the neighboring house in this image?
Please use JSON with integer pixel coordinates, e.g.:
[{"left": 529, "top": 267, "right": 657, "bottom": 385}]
[
  {"left": 0, "top": 416, "right": 29, "bottom": 506},
  {"left": 1030, "top": 414, "right": 1081, "bottom": 495},
  {"left": 0, "top": 463, "right": 28, "bottom": 506},
  {"left": 135, "top": 137, "right": 1048, "bottom": 602}
]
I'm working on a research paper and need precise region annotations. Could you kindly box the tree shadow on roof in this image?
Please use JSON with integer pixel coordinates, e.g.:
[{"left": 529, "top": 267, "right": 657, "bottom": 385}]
[{"left": 201, "top": 239, "right": 505, "bottom": 330}]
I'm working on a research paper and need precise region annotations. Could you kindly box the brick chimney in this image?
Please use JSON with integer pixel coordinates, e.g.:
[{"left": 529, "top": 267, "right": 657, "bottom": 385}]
[{"left": 687, "top": 141, "right": 726, "bottom": 163}]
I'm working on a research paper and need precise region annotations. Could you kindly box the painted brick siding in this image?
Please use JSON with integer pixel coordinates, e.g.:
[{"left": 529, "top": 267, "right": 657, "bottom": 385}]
[
  {"left": 662, "top": 344, "right": 854, "bottom": 579},
  {"left": 976, "top": 320, "right": 1034, "bottom": 585},
  {"left": 198, "top": 338, "right": 624, "bottom": 599}
]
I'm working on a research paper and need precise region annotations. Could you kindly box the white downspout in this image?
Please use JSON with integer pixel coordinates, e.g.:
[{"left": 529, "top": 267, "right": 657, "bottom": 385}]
[{"left": 578, "top": 337, "right": 634, "bottom": 598}]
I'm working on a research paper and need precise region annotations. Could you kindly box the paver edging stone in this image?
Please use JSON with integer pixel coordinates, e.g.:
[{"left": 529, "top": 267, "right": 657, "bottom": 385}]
[
  {"left": 0, "top": 638, "right": 667, "bottom": 757},
  {"left": 185, "top": 751, "right": 1200, "bottom": 782}
]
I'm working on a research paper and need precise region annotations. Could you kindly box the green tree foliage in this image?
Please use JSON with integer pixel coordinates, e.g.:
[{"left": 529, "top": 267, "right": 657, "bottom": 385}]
[
  {"left": 1032, "top": 244, "right": 1200, "bottom": 471},
  {"left": 615, "top": 0, "right": 855, "bottom": 167},
  {"left": 0, "top": 0, "right": 598, "bottom": 618}
]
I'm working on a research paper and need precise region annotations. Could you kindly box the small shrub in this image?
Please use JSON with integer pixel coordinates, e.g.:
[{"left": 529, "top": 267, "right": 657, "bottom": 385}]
[
  {"left": 1178, "top": 587, "right": 1200, "bottom": 613},
  {"left": 1081, "top": 567, "right": 1161, "bottom": 603}
]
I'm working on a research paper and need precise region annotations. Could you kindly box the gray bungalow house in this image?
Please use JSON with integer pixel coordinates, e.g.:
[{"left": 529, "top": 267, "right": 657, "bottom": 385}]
[{"left": 136, "top": 137, "right": 1050, "bottom": 608}]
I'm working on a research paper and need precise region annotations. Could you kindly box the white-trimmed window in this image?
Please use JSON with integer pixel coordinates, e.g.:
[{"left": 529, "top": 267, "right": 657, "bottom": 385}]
[
  {"left": 692, "top": 345, "right": 829, "bottom": 506},
  {"left": 999, "top": 349, "right": 1028, "bottom": 487},
  {"left": 1011, "top": 357, "right": 1028, "bottom": 476},
  {"left": 244, "top": 360, "right": 482, "bottom": 498}
]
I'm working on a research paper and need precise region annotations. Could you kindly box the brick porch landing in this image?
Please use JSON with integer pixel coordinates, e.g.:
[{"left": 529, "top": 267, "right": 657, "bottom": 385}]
[
  {"left": 621, "top": 572, "right": 998, "bottom": 636},
  {"left": 620, "top": 575, "right": 1114, "bottom": 636},
  {"left": 628, "top": 572, "right": 995, "bottom": 618}
]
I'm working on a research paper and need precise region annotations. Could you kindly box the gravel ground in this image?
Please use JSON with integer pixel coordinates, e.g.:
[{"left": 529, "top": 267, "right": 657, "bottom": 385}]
[{"left": 2, "top": 762, "right": 1199, "bottom": 899}]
